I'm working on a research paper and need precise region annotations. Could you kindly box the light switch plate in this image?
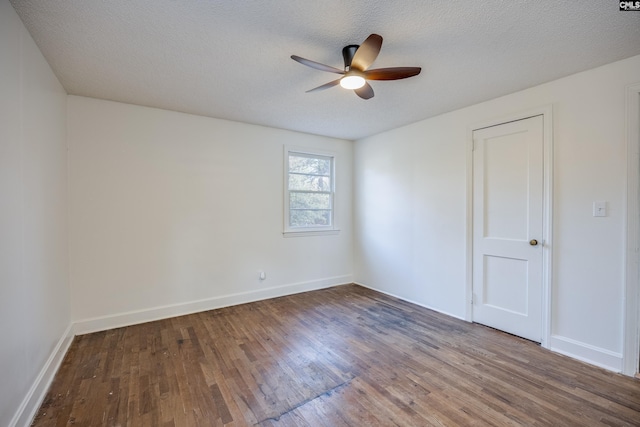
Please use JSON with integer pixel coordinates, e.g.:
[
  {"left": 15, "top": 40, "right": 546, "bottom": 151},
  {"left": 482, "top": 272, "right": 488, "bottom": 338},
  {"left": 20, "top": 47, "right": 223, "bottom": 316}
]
[{"left": 593, "top": 201, "right": 607, "bottom": 217}]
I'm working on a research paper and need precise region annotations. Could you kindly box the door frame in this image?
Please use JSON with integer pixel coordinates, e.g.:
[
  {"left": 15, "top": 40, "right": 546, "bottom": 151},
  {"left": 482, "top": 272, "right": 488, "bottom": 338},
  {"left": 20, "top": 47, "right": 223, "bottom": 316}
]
[
  {"left": 623, "top": 83, "right": 640, "bottom": 376},
  {"left": 465, "top": 105, "right": 553, "bottom": 349}
]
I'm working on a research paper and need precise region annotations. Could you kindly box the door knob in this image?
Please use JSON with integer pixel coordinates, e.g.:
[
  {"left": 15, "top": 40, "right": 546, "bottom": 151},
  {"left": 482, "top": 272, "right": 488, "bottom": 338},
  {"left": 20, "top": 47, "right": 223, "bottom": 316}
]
[{"left": 530, "top": 239, "right": 539, "bottom": 246}]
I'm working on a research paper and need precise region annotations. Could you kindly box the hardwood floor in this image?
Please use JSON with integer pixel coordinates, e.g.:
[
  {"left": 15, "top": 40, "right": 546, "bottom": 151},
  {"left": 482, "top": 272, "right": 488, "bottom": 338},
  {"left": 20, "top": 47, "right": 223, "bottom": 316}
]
[{"left": 33, "top": 285, "right": 640, "bottom": 426}]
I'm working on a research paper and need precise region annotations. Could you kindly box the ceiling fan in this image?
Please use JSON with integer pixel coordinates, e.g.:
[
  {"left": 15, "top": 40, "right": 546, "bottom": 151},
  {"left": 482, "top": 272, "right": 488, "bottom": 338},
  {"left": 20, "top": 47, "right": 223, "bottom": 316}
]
[{"left": 291, "top": 34, "right": 421, "bottom": 100}]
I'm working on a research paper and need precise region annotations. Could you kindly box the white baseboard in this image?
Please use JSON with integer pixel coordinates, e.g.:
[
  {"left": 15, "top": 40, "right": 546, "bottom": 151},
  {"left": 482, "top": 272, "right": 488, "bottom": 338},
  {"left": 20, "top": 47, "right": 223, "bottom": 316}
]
[
  {"left": 74, "top": 275, "right": 353, "bottom": 335},
  {"left": 353, "top": 281, "right": 467, "bottom": 321},
  {"left": 10, "top": 323, "right": 74, "bottom": 427},
  {"left": 548, "top": 335, "right": 623, "bottom": 372}
]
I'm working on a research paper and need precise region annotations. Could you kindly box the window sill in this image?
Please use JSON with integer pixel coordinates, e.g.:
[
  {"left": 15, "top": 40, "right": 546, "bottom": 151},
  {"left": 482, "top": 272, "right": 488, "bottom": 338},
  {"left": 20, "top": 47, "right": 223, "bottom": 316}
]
[{"left": 283, "top": 229, "right": 341, "bottom": 238}]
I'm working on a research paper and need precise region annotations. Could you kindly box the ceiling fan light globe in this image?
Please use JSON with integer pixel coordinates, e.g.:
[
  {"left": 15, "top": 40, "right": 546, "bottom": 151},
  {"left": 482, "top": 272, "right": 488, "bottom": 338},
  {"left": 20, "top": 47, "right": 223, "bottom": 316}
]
[{"left": 340, "top": 75, "right": 366, "bottom": 90}]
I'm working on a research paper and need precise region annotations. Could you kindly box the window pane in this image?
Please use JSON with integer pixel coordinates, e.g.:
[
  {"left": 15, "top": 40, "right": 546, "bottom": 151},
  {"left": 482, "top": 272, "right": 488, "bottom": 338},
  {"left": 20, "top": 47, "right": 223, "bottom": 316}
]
[
  {"left": 289, "top": 174, "right": 331, "bottom": 191},
  {"left": 290, "top": 192, "right": 330, "bottom": 209},
  {"left": 289, "top": 154, "right": 331, "bottom": 176},
  {"left": 285, "top": 150, "right": 335, "bottom": 231},
  {"left": 290, "top": 209, "right": 331, "bottom": 227}
]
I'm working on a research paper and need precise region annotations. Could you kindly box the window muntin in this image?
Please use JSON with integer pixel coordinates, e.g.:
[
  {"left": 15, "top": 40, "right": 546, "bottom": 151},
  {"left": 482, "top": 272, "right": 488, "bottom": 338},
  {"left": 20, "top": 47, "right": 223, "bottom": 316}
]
[{"left": 285, "top": 150, "right": 335, "bottom": 232}]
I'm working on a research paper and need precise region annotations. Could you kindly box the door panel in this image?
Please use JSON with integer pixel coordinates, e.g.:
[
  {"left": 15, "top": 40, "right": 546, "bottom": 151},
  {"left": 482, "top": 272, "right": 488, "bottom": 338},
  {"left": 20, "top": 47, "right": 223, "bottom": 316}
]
[
  {"left": 484, "top": 135, "right": 529, "bottom": 240},
  {"left": 472, "top": 115, "right": 543, "bottom": 342},
  {"left": 484, "top": 255, "right": 528, "bottom": 315}
]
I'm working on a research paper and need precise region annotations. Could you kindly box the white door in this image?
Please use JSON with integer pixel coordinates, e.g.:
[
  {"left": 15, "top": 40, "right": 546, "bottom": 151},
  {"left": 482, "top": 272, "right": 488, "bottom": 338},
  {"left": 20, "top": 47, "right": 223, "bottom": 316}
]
[{"left": 472, "top": 115, "right": 544, "bottom": 342}]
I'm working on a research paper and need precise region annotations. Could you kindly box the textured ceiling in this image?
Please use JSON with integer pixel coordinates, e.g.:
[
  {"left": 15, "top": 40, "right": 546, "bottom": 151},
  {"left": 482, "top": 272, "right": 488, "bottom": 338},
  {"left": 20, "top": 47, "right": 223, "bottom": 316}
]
[{"left": 9, "top": 0, "right": 640, "bottom": 140}]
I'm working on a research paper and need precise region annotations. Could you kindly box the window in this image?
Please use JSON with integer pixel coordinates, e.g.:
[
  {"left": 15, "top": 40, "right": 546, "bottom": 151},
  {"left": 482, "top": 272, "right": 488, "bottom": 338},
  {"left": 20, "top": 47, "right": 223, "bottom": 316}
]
[{"left": 284, "top": 147, "right": 337, "bottom": 234}]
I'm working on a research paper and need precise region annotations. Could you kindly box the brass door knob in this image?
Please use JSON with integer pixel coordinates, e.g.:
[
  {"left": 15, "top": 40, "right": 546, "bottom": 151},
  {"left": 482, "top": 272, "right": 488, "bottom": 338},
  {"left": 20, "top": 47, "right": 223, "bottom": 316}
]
[{"left": 530, "top": 239, "right": 539, "bottom": 246}]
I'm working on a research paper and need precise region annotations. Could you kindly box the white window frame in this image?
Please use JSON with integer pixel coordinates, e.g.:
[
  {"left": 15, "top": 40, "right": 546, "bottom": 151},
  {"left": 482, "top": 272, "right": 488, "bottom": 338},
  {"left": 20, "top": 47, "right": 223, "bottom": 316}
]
[{"left": 283, "top": 146, "right": 339, "bottom": 236}]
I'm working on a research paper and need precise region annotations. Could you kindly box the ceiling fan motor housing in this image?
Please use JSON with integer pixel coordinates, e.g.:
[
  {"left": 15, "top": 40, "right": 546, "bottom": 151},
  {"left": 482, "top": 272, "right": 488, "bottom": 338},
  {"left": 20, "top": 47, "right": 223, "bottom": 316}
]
[{"left": 342, "top": 45, "right": 359, "bottom": 70}]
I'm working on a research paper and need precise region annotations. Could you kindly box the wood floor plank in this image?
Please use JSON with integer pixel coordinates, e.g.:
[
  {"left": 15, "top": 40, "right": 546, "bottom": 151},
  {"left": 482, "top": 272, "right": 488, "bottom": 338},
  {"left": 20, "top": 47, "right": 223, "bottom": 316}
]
[{"left": 32, "top": 285, "right": 640, "bottom": 426}]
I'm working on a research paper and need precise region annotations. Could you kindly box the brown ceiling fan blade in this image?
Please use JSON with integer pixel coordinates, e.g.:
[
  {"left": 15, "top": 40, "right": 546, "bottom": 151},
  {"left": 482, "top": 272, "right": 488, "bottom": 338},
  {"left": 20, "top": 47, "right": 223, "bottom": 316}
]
[
  {"left": 364, "top": 67, "right": 422, "bottom": 80},
  {"left": 306, "top": 79, "right": 342, "bottom": 93},
  {"left": 350, "top": 34, "right": 383, "bottom": 72},
  {"left": 354, "top": 82, "right": 374, "bottom": 100},
  {"left": 291, "top": 55, "right": 344, "bottom": 75}
]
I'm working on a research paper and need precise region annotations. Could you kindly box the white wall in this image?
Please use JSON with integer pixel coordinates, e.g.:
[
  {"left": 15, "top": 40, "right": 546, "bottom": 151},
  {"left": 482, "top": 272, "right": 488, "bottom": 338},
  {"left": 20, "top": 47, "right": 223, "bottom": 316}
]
[
  {"left": 0, "top": 1, "right": 71, "bottom": 425},
  {"left": 68, "top": 96, "right": 353, "bottom": 331},
  {"left": 354, "top": 55, "right": 640, "bottom": 371}
]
